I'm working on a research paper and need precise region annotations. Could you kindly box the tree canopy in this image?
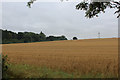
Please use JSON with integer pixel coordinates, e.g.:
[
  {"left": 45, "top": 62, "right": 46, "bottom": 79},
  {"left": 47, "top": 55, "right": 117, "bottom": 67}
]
[
  {"left": 76, "top": 1, "right": 120, "bottom": 18},
  {"left": 27, "top": 0, "right": 120, "bottom": 18}
]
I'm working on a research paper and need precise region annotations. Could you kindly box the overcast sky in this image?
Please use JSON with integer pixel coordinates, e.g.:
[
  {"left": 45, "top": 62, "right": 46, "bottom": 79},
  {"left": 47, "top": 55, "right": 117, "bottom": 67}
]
[{"left": 2, "top": 2, "right": 118, "bottom": 39}]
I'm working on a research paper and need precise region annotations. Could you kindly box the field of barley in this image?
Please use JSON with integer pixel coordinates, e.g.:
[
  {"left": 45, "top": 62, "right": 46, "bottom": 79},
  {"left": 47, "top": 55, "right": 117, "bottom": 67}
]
[{"left": 2, "top": 38, "right": 118, "bottom": 77}]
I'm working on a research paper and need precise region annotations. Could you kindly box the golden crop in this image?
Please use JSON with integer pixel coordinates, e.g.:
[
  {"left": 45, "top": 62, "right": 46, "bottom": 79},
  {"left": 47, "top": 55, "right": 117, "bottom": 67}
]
[{"left": 2, "top": 38, "right": 118, "bottom": 77}]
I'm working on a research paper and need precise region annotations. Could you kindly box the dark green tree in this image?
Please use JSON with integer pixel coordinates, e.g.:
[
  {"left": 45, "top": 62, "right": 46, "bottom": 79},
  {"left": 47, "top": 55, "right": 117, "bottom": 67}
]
[
  {"left": 46, "top": 35, "right": 67, "bottom": 41},
  {"left": 17, "top": 32, "right": 24, "bottom": 40},
  {"left": 39, "top": 31, "right": 46, "bottom": 41},
  {"left": 46, "top": 36, "right": 54, "bottom": 41},
  {"left": 32, "top": 34, "right": 40, "bottom": 42},
  {"left": 23, "top": 32, "right": 33, "bottom": 43},
  {"left": 59, "top": 35, "right": 67, "bottom": 40},
  {"left": 73, "top": 37, "right": 78, "bottom": 40}
]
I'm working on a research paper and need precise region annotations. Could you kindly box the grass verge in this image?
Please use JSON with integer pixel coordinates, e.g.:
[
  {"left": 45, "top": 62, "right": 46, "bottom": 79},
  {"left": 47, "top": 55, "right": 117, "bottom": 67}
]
[{"left": 3, "top": 63, "right": 117, "bottom": 78}]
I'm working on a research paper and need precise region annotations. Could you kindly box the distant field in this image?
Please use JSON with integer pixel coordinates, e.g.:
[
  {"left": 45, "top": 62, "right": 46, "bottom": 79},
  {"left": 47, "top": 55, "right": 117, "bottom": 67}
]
[{"left": 2, "top": 38, "right": 118, "bottom": 77}]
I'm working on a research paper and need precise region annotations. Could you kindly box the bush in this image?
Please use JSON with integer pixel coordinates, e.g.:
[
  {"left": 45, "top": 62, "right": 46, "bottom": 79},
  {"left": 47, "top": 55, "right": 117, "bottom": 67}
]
[
  {"left": 2, "top": 54, "right": 9, "bottom": 78},
  {"left": 73, "top": 37, "right": 78, "bottom": 40}
]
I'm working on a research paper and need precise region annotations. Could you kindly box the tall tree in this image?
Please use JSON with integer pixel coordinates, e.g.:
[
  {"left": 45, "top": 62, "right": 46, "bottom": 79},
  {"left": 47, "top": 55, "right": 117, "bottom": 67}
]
[
  {"left": 17, "top": 32, "right": 24, "bottom": 40},
  {"left": 39, "top": 31, "right": 46, "bottom": 41},
  {"left": 23, "top": 32, "right": 33, "bottom": 43}
]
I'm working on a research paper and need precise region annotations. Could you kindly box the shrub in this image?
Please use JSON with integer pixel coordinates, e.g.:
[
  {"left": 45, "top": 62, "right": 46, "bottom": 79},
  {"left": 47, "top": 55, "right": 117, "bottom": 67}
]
[
  {"left": 2, "top": 54, "right": 9, "bottom": 78},
  {"left": 73, "top": 37, "right": 78, "bottom": 40}
]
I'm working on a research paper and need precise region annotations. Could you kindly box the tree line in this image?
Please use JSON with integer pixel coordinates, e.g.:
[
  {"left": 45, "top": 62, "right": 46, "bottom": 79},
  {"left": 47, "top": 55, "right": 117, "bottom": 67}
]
[{"left": 0, "top": 29, "right": 67, "bottom": 44}]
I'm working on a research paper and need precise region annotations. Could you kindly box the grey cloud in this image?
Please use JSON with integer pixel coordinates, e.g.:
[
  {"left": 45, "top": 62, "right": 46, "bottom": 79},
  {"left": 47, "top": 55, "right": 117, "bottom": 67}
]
[{"left": 2, "top": 2, "right": 118, "bottom": 39}]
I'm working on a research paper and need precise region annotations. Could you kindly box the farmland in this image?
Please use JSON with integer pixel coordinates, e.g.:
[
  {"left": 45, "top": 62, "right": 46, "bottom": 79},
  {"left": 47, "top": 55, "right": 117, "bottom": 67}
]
[{"left": 2, "top": 38, "right": 118, "bottom": 78}]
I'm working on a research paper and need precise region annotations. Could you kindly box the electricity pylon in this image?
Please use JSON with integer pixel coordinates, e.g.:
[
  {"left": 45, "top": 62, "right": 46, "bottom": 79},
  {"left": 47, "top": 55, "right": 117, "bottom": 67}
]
[{"left": 98, "top": 32, "right": 100, "bottom": 39}]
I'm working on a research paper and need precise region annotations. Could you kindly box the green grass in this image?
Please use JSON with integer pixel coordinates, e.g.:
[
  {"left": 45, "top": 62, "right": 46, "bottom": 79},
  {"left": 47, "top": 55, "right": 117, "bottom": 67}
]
[
  {"left": 3, "top": 64, "right": 75, "bottom": 78},
  {"left": 3, "top": 63, "right": 117, "bottom": 78}
]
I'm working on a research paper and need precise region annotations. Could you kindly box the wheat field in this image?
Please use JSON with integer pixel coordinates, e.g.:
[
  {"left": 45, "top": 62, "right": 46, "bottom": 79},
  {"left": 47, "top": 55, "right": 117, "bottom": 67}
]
[{"left": 2, "top": 38, "right": 118, "bottom": 77}]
